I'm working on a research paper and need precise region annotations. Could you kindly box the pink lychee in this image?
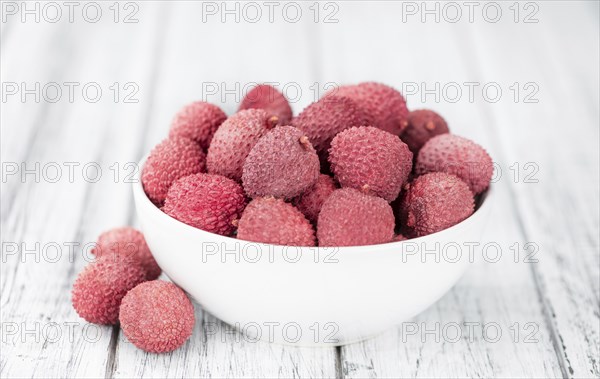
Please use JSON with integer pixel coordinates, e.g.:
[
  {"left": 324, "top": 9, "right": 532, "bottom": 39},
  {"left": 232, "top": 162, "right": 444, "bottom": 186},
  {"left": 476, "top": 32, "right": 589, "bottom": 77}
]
[
  {"left": 237, "top": 197, "right": 316, "bottom": 246},
  {"left": 119, "top": 281, "right": 195, "bottom": 353},
  {"left": 92, "top": 227, "right": 161, "bottom": 280},
  {"left": 163, "top": 173, "right": 247, "bottom": 236},
  {"left": 239, "top": 84, "right": 293, "bottom": 125},
  {"left": 142, "top": 137, "right": 206, "bottom": 206},
  {"left": 317, "top": 188, "right": 395, "bottom": 246},
  {"left": 169, "top": 101, "right": 227, "bottom": 150},
  {"left": 415, "top": 134, "right": 493, "bottom": 195},
  {"left": 242, "top": 126, "right": 320, "bottom": 199},
  {"left": 329, "top": 126, "right": 412, "bottom": 202}
]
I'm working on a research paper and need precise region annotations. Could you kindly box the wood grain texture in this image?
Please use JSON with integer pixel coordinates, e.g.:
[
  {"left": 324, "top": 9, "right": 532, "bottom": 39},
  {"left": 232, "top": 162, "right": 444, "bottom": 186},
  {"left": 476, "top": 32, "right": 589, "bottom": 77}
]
[
  {"left": 1, "top": 1, "right": 598, "bottom": 378},
  {"left": 463, "top": 4, "right": 600, "bottom": 377},
  {"left": 1, "top": 4, "right": 167, "bottom": 377}
]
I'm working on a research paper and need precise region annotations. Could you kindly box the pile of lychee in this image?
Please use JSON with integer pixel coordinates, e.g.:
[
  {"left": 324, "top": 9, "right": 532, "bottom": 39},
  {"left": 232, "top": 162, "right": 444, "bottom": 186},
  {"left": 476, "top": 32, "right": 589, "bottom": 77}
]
[
  {"left": 72, "top": 227, "right": 195, "bottom": 353},
  {"left": 71, "top": 82, "right": 493, "bottom": 354},
  {"left": 144, "top": 82, "right": 493, "bottom": 246}
]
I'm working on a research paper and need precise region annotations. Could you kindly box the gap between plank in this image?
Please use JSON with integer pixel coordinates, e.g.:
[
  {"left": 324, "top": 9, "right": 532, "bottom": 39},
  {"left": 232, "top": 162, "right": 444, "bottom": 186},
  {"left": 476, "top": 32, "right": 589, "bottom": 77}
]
[
  {"left": 104, "top": 326, "right": 121, "bottom": 379},
  {"left": 335, "top": 346, "right": 343, "bottom": 379}
]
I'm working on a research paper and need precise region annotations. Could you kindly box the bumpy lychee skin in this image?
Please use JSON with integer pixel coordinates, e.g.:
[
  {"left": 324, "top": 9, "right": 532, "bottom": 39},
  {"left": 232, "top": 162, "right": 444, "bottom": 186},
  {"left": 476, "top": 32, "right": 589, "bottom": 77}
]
[
  {"left": 317, "top": 188, "right": 395, "bottom": 246},
  {"left": 328, "top": 126, "right": 412, "bottom": 202},
  {"left": 242, "top": 126, "right": 320, "bottom": 199},
  {"left": 392, "top": 234, "right": 408, "bottom": 242},
  {"left": 207, "top": 109, "right": 279, "bottom": 181},
  {"left": 119, "top": 281, "right": 195, "bottom": 353},
  {"left": 239, "top": 84, "right": 293, "bottom": 125},
  {"left": 415, "top": 134, "right": 493, "bottom": 195},
  {"left": 401, "top": 109, "right": 449, "bottom": 154},
  {"left": 330, "top": 82, "right": 409, "bottom": 135},
  {"left": 400, "top": 172, "right": 474, "bottom": 238},
  {"left": 142, "top": 137, "right": 206, "bottom": 206},
  {"left": 291, "top": 96, "right": 372, "bottom": 165},
  {"left": 163, "top": 173, "right": 247, "bottom": 236},
  {"left": 72, "top": 255, "right": 147, "bottom": 325},
  {"left": 169, "top": 101, "right": 227, "bottom": 150},
  {"left": 92, "top": 227, "right": 161, "bottom": 280},
  {"left": 292, "top": 174, "right": 337, "bottom": 224},
  {"left": 237, "top": 197, "right": 316, "bottom": 246}
]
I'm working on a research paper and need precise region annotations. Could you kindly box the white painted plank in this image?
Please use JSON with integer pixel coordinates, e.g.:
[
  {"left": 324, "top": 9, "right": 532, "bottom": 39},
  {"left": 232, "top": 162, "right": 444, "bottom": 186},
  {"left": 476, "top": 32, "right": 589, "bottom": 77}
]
[
  {"left": 113, "top": 308, "right": 337, "bottom": 378},
  {"left": 464, "top": 3, "right": 599, "bottom": 377},
  {"left": 1, "top": 3, "right": 165, "bottom": 377}
]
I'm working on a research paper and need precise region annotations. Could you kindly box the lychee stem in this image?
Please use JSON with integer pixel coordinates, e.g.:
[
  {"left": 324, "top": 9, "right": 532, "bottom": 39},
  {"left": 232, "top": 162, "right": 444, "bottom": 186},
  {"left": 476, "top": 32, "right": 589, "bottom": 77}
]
[
  {"left": 361, "top": 184, "right": 371, "bottom": 193},
  {"left": 298, "top": 136, "right": 311, "bottom": 150},
  {"left": 267, "top": 116, "right": 279, "bottom": 129},
  {"left": 231, "top": 219, "right": 239, "bottom": 227},
  {"left": 425, "top": 121, "right": 435, "bottom": 130}
]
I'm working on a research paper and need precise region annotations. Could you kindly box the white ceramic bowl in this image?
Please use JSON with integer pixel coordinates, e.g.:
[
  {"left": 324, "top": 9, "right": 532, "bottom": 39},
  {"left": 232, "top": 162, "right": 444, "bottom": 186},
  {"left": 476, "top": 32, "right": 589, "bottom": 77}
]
[{"left": 133, "top": 158, "right": 493, "bottom": 346}]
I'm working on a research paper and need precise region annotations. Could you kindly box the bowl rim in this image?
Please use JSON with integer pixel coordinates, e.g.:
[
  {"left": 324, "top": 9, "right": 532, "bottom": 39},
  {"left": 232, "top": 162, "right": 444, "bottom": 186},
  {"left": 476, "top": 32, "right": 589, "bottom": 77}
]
[{"left": 133, "top": 156, "right": 494, "bottom": 252}]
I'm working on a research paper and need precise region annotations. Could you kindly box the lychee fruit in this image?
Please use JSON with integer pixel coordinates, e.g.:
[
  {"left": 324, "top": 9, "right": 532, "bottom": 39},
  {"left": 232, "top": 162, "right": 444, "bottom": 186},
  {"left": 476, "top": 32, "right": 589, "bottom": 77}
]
[
  {"left": 291, "top": 96, "right": 372, "bottom": 166},
  {"left": 72, "top": 255, "right": 147, "bottom": 325},
  {"left": 392, "top": 234, "right": 408, "bottom": 242},
  {"left": 163, "top": 173, "right": 247, "bottom": 236},
  {"left": 328, "top": 126, "right": 412, "bottom": 202},
  {"left": 237, "top": 197, "right": 316, "bottom": 246},
  {"left": 207, "top": 109, "right": 279, "bottom": 181},
  {"left": 401, "top": 109, "right": 449, "bottom": 154},
  {"left": 317, "top": 188, "right": 395, "bottom": 246},
  {"left": 169, "top": 101, "right": 227, "bottom": 150},
  {"left": 415, "top": 134, "right": 493, "bottom": 195},
  {"left": 92, "top": 227, "right": 161, "bottom": 280},
  {"left": 329, "top": 82, "right": 409, "bottom": 135},
  {"left": 142, "top": 137, "right": 206, "bottom": 206},
  {"left": 119, "top": 281, "right": 195, "bottom": 353},
  {"left": 292, "top": 174, "right": 337, "bottom": 224},
  {"left": 399, "top": 172, "right": 474, "bottom": 237},
  {"left": 242, "top": 126, "right": 320, "bottom": 199},
  {"left": 238, "top": 84, "right": 293, "bottom": 125}
]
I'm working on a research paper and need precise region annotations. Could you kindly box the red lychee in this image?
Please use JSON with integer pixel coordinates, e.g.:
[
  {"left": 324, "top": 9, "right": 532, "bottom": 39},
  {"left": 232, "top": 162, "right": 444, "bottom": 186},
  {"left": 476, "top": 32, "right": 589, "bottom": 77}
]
[
  {"left": 238, "top": 84, "right": 293, "bottom": 125},
  {"left": 92, "top": 227, "right": 161, "bottom": 280},
  {"left": 330, "top": 82, "right": 408, "bottom": 135},
  {"left": 72, "top": 255, "right": 147, "bottom": 325},
  {"left": 163, "top": 173, "right": 247, "bottom": 236},
  {"left": 169, "top": 101, "right": 227, "bottom": 150},
  {"left": 401, "top": 109, "right": 449, "bottom": 154},
  {"left": 415, "top": 134, "right": 493, "bottom": 194},
  {"left": 291, "top": 96, "right": 372, "bottom": 166},
  {"left": 328, "top": 126, "right": 412, "bottom": 202},
  {"left": 207, "top": 109, "right": 279, "bottom": 181},
  {"left": 242, "top": 126, "right": 320, "bottom": 199},
  {"left": 317, "top": 188, "right": 395, "bottom": 246},
  {"left": 237, "top": 197, "right": 316, "bottom": 246},
  {"left": 142, "top": 137, "right": 206, "bottom": 206},
  {"left": 292, "top": 174, "right": 337, "bottom": 224},
  {"left": 119, "top": 281, "right": 195, "bottom": 353},
  {"left": 399, "top": 172, "right": 474, "bottom": 237}
]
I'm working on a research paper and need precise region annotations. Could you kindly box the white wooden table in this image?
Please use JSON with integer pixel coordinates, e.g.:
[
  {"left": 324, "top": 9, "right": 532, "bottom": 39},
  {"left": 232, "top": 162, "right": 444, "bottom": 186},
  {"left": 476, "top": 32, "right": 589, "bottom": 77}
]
[{"left": 1, "top": 1, "right": 598, "bottom": 378}]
